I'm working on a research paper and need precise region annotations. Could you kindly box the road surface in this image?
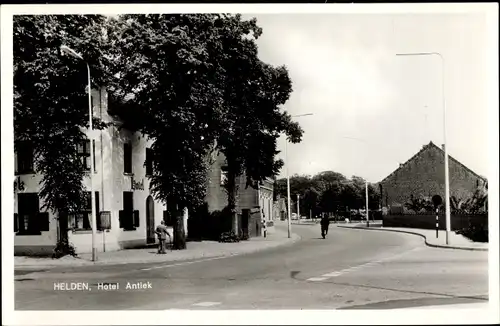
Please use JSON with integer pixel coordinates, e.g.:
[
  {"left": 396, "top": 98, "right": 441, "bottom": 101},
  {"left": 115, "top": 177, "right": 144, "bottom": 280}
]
[{"left": 15, "top": 223, "right": 488, "bottom": 310}]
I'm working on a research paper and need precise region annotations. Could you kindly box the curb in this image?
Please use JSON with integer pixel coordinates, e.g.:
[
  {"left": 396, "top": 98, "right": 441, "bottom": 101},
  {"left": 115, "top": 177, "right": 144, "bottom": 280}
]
[
  {"left": 337, "top": 225, "right": 488, "bottom": 252},
  {"left": 14, "top": 232, "right": 302, "bottom": 270}
]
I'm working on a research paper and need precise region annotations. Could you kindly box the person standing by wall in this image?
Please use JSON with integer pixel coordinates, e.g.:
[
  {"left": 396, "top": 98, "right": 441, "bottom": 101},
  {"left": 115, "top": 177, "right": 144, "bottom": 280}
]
[{"left": 155, "top": 220, "right": 171, "bottom": 254}]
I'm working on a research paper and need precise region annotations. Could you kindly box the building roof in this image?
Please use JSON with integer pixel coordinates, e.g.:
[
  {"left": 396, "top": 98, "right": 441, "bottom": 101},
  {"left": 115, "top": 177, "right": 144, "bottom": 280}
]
[{"left": 378, "top": 141, "right": 487, "bottom": 184}]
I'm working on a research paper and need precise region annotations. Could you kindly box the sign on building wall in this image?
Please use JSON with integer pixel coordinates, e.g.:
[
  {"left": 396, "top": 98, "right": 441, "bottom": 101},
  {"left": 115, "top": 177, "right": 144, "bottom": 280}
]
[
  {"left": 100, "top": 211, "right": 111, "bottom": 230},
  {"left": 14, "top": 176, "right": 25, "bottom": 192},
  {"left": 131, "top": 177, "right": 144, "bottom": 191}
]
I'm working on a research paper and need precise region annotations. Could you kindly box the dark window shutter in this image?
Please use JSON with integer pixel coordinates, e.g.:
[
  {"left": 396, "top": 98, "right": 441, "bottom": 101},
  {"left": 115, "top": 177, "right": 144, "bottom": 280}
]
[
  {"left": 14, "top": 213, "right": 18, "bottom": 232},
  {"left": 124, "top": 143, "right": 132, "bottom": 173},
  {"left": 119, "top": 210, "right": 124, "bottom": 228},
  {"left": 28, "top": 213, "right": 41, "bottom": 235},
  {"left": 38, "top": 212, "right": 50, "bottom": 231},
  {"left": 134, "top": 210, "right": 140, "bottom": 227},
  {"left": 95, "top": 192, "right": 101, "bottom": 230},
  {"left": 92, "top": 140, "right": 96, "bottom": 172},
  {"left": 146, "top": 148, "right": 153, "bottom": 175}
]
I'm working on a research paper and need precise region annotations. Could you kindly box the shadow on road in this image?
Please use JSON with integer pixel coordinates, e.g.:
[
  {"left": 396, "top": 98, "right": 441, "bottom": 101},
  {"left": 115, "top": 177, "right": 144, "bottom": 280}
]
[
  {"left": 318, "top": 280, "right": 488, "bottom": 306},
  {"left": 337, "top": 295, "right": 488, "bottom": 310}
]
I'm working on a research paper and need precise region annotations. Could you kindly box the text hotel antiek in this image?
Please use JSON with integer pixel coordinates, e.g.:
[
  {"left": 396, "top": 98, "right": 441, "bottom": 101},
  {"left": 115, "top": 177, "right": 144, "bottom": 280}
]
[
  {"left": 54, "top": 281, "right": 153, "bottom": 291},
  {"left": 14, "top": 87, "right": 169, "bottom": 256}
]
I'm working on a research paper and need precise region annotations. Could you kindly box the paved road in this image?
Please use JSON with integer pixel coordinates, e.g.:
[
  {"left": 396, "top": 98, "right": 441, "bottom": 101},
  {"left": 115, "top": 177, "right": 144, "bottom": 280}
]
[{"left": 15, "top": 223, "right": 488, "bottom": 310}]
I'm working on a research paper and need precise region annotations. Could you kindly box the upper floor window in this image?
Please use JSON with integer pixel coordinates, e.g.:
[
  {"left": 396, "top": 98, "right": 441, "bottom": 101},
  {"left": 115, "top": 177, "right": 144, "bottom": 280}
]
[
  {"left": 124, "top": 142, "right": 132, "bottom": 174},
  {"left": 16, "top": 141, "right": 34, "bottom": 174},
  {"left": 221, "top": 166, "right": 228, "bottom": 186},
  {"left": 145, "top": 147, "right": 153, "bottom": 176},
  {"left": 77, "top": 139, "right": 96, "bottom": 172}
]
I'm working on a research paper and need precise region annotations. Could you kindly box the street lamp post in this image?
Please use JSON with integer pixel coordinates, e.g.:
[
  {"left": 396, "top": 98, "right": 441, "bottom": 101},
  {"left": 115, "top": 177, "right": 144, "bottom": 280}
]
[
  {"left": 285, "top": 113, "right": 313, "bottom": 238},
  {"left": 396, "top": 52, "right": 451, "bottom": 245},
  {"left": 339, "top": 136, "right": 404, "bottom": 228},
  {"left": 60, "top": 45, "right": 98, "bottom": 261},
  {"left": 365, "top": 181, "right": 369, "bottom": 227},
  {"left": 285, "top": 140, "right": 291, "bottom": 238},
  {"left": 297, "top": 193, "right": 300, "bottom": 223}
]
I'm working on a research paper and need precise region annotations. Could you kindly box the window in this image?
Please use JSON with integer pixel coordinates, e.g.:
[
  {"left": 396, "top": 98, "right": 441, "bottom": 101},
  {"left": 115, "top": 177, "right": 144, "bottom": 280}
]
[
  {"left": 68, "top": 192, "right": 100, "bottom": 231},
  {"left": 77, "top": 140, "right": 96, "bottom": 172},
  {"left": 145, "top": 148, "right": 153, "bottom": 176},
  {"left": 16, "top": 193, "right": 49, "bottom": 235},
  {"left": 16, "top": 141, "right": 34, "bottom": 174},
  {"left": 119, "top": 191, "right": 136, "bottom": 230},
  {"left": 124, "top": 143, "right": 132, "bottom": 174},
  {"left": 221, "top": 166, "right": 228, "bottom": 185},
  {"left": 163, "top": 210, "right": 174, "bottom": 227}
]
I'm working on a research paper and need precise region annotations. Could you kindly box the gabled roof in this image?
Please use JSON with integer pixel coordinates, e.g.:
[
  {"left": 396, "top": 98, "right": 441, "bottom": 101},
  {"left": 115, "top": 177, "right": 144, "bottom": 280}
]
[{"left": 378, "top": 141, "right": 487, "bottom": 184}]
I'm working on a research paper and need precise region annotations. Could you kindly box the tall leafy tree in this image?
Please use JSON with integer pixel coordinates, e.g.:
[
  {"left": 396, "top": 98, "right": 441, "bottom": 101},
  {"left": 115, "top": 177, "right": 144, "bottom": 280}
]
[
  {"left": 14, "top": 15, "right": 112, "bottom": 255},
  {"left": 302, "top": 187, "right": 320, "bottom": 217},
  {"left": 107, "top": 14, "right": 225, "bottom": 249},
  {"left": 200, "top": 14, "right": 303, "bottom": 231}
]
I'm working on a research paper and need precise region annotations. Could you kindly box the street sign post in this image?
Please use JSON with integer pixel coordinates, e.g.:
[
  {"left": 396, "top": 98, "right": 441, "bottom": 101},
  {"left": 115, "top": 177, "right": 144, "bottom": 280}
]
[
  {"left": 100, "top": 211, "right": 111, "bottom": 252},
  {"left": 432, "top": 195, "right": 443, "bottom": 238}
]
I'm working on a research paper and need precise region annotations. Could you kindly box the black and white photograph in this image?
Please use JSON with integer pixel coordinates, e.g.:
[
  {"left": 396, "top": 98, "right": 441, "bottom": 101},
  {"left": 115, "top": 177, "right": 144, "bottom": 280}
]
[{"left": 2, "top": 3, "right": 499, "bottom": 325}]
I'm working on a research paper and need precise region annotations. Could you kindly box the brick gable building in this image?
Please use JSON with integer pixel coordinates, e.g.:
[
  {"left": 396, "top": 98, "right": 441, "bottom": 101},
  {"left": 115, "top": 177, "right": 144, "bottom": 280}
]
[{"left": 378, "top": 141, "right": 487, "bottom": 210}]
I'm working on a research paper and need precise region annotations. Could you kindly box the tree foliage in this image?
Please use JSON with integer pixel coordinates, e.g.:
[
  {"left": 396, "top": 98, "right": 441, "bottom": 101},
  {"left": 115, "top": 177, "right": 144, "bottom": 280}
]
[
  {"left": 14, "top": 15, "right": 112, "bottom": 254},
  {"left": 275, "top": 171, "right": 382, "bottom": 216},
  {"left": 201, "top": 14, "right": 303, "bottom": 219},
  {"left": 108, "top": 14, "right": 303, "bottom": 243}
]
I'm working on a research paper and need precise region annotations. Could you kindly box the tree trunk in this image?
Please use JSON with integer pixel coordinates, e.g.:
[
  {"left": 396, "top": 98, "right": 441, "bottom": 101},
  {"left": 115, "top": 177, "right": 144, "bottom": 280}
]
[
  {"left": 173, "top": 205, "right": 187, "bottom": 250},
  {"left": 58, "top": 210, "right": 69, "bottom": 244},
  {"left": 53, "top": 209, "right": 76, "bottom": 258}
]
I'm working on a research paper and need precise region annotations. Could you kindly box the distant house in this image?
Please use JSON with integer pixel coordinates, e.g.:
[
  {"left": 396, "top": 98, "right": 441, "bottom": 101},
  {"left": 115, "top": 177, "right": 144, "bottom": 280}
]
[
  {"left": 274, "top": 197, "right": 287, "bottom": 221},
  {"left": 378, "top": 141, "right": 487, "bottom": 211}
]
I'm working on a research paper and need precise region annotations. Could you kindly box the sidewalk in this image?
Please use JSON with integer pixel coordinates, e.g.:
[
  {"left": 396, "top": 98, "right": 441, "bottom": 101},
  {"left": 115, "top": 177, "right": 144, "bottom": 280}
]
[
  {"left": 337, "top": 224, "right": 488, "bottom": 251},
  {"left": 14, "top": 228, "right": 301, "bottom": 269}
]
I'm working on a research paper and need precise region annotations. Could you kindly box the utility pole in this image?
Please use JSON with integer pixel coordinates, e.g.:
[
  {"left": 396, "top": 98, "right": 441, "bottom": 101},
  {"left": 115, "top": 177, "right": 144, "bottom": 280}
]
[
  {"left": 297, "top": 194, "right": 300, "bottom": 223},
  {"left": 366, "top": 181, "right": 369, "bottom": 227},
  {"left": 61, "top": 45, "right": 98, "bottom": 262}
]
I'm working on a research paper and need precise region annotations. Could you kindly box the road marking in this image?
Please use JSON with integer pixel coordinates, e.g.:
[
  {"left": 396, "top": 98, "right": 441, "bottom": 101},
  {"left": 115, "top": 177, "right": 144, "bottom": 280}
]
[
  {"left": 141, "top": 256, "right": 227, "bottom": 271},
  {"left": 192, "top": 301, "right": 221, "bottom": 307},
  {"left": 307, "top": 277, "right": 328, "bottom": 282},
  {"left": 307, "top": 247, "right": 422, "bottom": 283}
]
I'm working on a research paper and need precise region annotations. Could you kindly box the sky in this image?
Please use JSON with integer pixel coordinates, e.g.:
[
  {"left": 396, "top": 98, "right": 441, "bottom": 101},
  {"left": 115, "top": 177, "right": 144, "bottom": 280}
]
[{"left": 245, "top": 13, "right": 492, "bottom": 183}]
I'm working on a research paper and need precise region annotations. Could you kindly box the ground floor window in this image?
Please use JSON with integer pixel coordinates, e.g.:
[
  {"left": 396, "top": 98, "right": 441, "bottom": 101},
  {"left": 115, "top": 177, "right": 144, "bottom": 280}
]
[
  {"left": 119, "top": 191, "right": 140, "bottom": 230},
  {"left": 16, "top": 193, "right": 49, "bottom": 235},
  {"left": 68, "top": 191, "right": 100, "bottom": 231}
]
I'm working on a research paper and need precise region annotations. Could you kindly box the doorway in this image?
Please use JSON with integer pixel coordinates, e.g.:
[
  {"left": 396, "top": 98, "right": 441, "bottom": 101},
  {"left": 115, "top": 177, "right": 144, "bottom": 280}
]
[
  {"left": 241, "top": 209, "right": 249, "bottom": 238},
  {"left": 146, "top": 196, "right": 155, "bottom": 244}
]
